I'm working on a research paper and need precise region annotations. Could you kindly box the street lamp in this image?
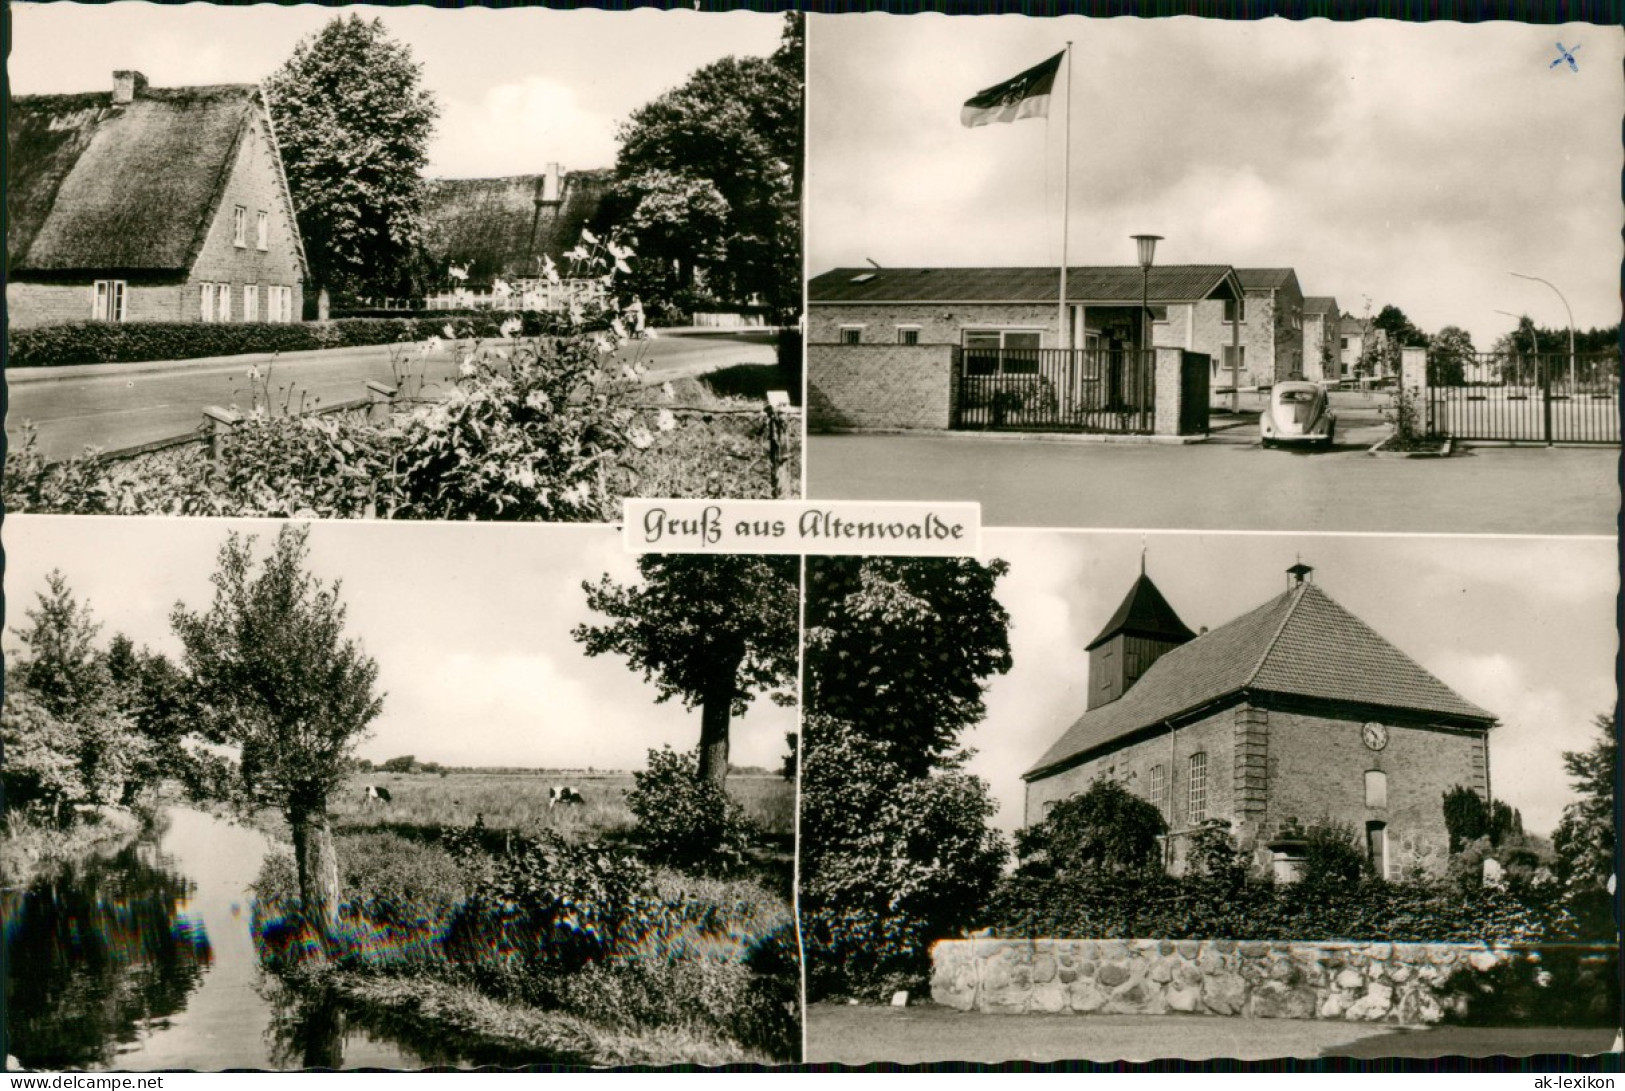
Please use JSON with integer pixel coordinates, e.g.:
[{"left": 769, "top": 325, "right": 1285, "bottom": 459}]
[
  {"left": 1131, "top": 234, "right": 1162, "bottom": 362},
  {"left": 1494, "top": 309, "right": 1538, "bottom": 386},
  {"left": 1510, "top": 272, "right": 1576, "bottom": 389}
]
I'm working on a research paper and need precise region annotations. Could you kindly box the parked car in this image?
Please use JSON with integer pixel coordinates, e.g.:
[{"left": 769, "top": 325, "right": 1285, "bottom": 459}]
[{"left": 1260, "top": 380, "right": 1337, "bottom": 448}]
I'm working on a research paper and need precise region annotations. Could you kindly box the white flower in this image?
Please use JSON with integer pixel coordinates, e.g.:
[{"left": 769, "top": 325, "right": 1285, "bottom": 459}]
[
  {"left": 656, "top": 408, "right": 677, "bottom": 432},
  {"left": 565, "top": 246, "right": 588, "bottom": 262},
  {"left": 614, "top": 258, "right": 632, "bottom": 275},
  {"left": 458, "top": 359, "right": 477, "bottom": 378},
  {"left": 247, "top": 365, "right": 262, "bottom": 382},
  {"left": 423, "top": 335, "right": 443, "bottom": 356},
  {"left": 564, "top": 481, "right": 593, "bottom": 507},
  {"left": 594, "top": 335, "right": 614, "bottom": 354},
  {"left": 608, "top": 241, "right": 634, "bottom": 261},
  {"left": 500, "top": 317, "right": 522, "bottom": 338},
  {"left": 580, "top": 227, "right": 598, "bottom": 245},
  {"left": 525, "top": 390, "right": 552, "bottom": 412},
  {"left": 628, "top": 426, "right": 655, "bottom": 450},
  {"left": 660, "top": 382, "right": 676, "bottom": 401},
  {"left": 620, "top": 365, "right": 639, "bottom": 381},
  {"left": 515, "top": 468, "right": 537, "bottom": 489}
]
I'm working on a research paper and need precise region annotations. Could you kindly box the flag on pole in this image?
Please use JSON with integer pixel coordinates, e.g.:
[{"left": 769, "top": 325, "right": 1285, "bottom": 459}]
[{"left": 960, "top": 51, "right": 1065, "bottom": 128}]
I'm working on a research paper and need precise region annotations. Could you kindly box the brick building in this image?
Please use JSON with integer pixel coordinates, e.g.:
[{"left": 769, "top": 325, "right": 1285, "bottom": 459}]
[
  {"left": 419, "top": 164, "right": 611, "bottom": 288},
  {"left": 1302, "top": 295, "right": 1342, "bottom": 383},
  {"left": 1180, "top": 268, "right": 1306, "bottom": 389},
  {"left": 7, "top": 71, "right": 307, "bottom": 328},
  {"left": 1023, "top": 564, "right": 1497, "bottom": 879}
]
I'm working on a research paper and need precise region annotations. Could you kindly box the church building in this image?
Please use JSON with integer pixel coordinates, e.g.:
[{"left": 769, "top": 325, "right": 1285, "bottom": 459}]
[{"left": 1023, "top": 563, "right": 1498, "bottom": 879}]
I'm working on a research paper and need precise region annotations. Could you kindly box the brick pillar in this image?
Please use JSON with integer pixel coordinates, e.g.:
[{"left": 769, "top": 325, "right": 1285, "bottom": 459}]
[
  {"left": 1153, "top": 348, "right": 1184, "bottom": 435},
  {"left": 1400, "top": 346, "right": 1428, "bottom": 399},
  {"left": 1233, "top": 705, "right": 1270, "bottom": 851}
]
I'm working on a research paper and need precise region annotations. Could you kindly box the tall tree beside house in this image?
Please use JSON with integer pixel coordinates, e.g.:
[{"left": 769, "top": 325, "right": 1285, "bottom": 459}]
[
  {"left": 265, "top": 15, "right": 438, "bottom": 304},
  {"left": 170, "top": 526, "right": 383, "bottom": 945},
  {"left": 1428, "top": 325, "right": 1476, "bottom": 385},
  {"left": 800, "top": 557, "right": 1014, "bottom": 999},
  {"left": 600, "top": 12, "right": 802, "bottom": 321},
  {"left": 573, "top": 555, "right": 799, "bottom": 790}
]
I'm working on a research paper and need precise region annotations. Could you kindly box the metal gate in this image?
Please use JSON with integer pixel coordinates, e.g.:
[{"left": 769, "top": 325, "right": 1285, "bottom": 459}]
[
  {"left": 1427, "top": 352, "right": 1620, "bottom": 445},
  {"left": 954, "top": 348, "right": 1155, "bottom": 433}
]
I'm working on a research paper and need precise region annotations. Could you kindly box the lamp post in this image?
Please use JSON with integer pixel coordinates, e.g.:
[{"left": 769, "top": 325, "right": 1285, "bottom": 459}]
[
  {"left": 1510, "top": 272, "right": 1576, "bottom": 389},
  {"left": 1494, "top": 309, "right": 1538, "bottom": 386},
  {"left": 1132, "top": 235, "right": 1162, "bottom": 361}
]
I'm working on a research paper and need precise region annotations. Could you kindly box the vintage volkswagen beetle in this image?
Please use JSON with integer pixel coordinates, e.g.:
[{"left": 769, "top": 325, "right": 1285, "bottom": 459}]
[{"left": 1260, "top": 381, "right": 1337, "bottom": 448}]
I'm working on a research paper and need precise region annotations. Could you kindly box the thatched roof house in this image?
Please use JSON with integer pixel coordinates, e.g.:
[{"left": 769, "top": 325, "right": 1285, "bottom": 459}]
[
  {"left": 7, "top": 71, "right": 307, "bottom": 328},
  {"left": 420, "top": 164, "right": 612, "bottom": 287}
]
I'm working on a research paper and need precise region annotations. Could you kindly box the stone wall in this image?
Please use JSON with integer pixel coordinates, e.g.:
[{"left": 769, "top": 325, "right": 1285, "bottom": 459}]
[
  {"left": 808, "top": 343, "right": 958, "bottom": 431},
  {"left": 931, "top": 937, "right": 1577, "bottom": 1024}
]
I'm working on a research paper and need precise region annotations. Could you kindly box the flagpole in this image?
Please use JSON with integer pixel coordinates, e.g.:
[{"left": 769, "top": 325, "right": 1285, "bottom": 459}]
[{"left": 1058, "top": 42, "right": 1072, "bottom": 350}]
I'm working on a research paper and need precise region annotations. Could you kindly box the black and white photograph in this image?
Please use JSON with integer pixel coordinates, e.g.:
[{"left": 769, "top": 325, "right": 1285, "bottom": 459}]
[
  {"left": 1, "top": 517, "right": 800, "bottom": 1069},
  {"left": 798, "top": 533, "right": 1618, "bottom": 1063},
  {"left": 5, "top": 3, "right": 804, "bottom": 520},
  {"left": 803, "top": 16, "right": 1621, "bottom": 535}
]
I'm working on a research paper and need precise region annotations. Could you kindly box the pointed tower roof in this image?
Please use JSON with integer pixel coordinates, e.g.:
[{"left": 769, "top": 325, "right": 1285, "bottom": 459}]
[
  {"left": 1085, "top": 572, "right": 1197, "bottom": 651},
  {"left": 1027, "top": 579, "right": 1496, "bottom": 781}
]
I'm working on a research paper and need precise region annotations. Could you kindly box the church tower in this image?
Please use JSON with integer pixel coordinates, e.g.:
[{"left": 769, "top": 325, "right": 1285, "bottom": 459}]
[{"left": 1086, "top": 564, "right": 1196, "bottom": 709}]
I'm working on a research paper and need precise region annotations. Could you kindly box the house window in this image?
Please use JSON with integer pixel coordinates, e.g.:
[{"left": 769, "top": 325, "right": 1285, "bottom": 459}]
[
  {"left": 1340, "top": 337, "right": 1349, "bottom": 350},
  {"left": 1224, "top": 298, "right": 1247, "bottom": 324},
  {"left": 233, "top": 206, "right": 247, "bottom": 248},
  {"left": 1187, "top": 751, "right": 1208, "bottom": 825},
  {"left": 839, "top": 327, "right": 862, "bottom": 345},
  {"left": 964, "top": 330, "right": 1042, "bottom": 375},
  {"left": 256, "top": 210, "right": 270, "bottom": 251},
  {"left": 92, "top": 280, "right": 127, "bottom": 322},
  {"left": 897, "top": 327, "right": 920, "bottom": 346},
  {"left": 201, "top": 283, "right": 216, "bottom": 322},
  {"left": 1366, "top": 821, "right": 1389, "bottom": 880},
  {"left": 244, "top": 284, "right": 259, "bottom": 323},
  {"left": 1222, "top": 345, "right": 1246, "bottom": 380},
  {"left": 1149, "top": 764, "right": 1167, "bottom": 812},
  {"left": 1364, "top": 770, "right": 1387, "bottom": 809},
  {"left": 268, "top": 285, "right": 293, "bottom": 324}
]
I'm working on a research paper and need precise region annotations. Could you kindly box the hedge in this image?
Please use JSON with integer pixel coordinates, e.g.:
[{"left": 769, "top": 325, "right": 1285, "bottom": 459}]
[
  {"left": 984, "top": 873, "right": 1595, "bottom": 945},
  {"left": 5, "top": 314, "right": 571, "bottom": 369}
]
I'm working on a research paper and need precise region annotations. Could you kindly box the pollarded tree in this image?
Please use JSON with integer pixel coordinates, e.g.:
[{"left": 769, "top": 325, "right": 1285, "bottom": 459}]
[
  {"left": 265, "top": 14, "right": 439, "bottom": 303},
  {"left": 573, "top": 555, "right": 799, "bottom": 789},
  {"left": 171, "top": 526, "right": 383, "bottom": 943}
]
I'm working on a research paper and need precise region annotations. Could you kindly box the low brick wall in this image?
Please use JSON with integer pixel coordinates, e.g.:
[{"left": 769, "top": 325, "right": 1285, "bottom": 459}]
[
  {"left": 807, "top": 343, "right": 957, "bottom": 431},
  {"left": 931, "top": 937, "right": 1571, "bottom": 1024}
]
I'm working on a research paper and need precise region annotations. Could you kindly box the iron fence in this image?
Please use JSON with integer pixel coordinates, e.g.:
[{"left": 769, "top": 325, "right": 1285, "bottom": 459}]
[
  {"left": 1427, "top": 351, "right": 1619, "bottom": 445},
  {"left": 955, "top": 348, "right": 1156, "bottom": 433}
]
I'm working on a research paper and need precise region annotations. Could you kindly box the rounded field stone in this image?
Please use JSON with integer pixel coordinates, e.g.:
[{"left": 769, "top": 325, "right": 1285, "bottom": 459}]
[
  {"left": 1058, "top": 966, "right": 1077, "bottom": 984},
  {"left": 1033, "top": 954, "right": 1058, "bottom": 984},
  {"left": 1238, "top": 942, "right": 1270, "bottom": 958},
  {"left": 1149, "top": 959, "right": 1174, "bottom": 984},
  {"left": 1166, "top": 985, "right": 1201, "bottom": 1012},
  {"left": 1078, "top": 959, "right": 1098, "bottom": 979},
  {"left": 1202, "top": 973, "right": 1247, "bottom": 1016},
  {"left": 1098, "top": 962, "right": 1132, "bottom": 989},
  {"left": 1178, "top": 941, "right": 1200, "bottom": 959}
]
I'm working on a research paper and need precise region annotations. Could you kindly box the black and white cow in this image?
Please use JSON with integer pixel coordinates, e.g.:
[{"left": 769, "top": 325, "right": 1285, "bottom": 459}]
[
  {"left": 361, "top": 784, "right": 393, "bottom": 807},
  {"left": 548, "top": 785, "right": 585, "bottom": 809}
]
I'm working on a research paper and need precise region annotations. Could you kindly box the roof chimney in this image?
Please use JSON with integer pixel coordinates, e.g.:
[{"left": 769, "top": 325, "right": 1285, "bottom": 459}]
[
  {"left": 542, "top": 162, "right": 562, "bottom": 203},
  {"left": 1287, "top": 562, "right": 1315, "bottom": 587},
  {"left": 113, "top": 70, "right": 148, "bottom": 106}
]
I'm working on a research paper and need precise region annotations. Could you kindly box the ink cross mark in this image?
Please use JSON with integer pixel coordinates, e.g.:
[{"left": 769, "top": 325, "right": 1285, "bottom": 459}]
[{"left": 1550, "top": 42, "right": 1581, "bottom": 72}]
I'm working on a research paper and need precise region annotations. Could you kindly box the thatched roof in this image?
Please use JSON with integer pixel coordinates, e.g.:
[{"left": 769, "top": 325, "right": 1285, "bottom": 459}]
[
  {"left": 421, "top": 169, "right": 612, "bottom": 284},
  {"left": 8, "top": 83, "right": 270, "bottom": 276}
]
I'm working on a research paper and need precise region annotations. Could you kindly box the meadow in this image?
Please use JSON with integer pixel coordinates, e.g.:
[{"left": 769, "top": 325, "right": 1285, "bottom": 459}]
[{"left": 333, "top": 769, "right": 794, "bottom": 843}]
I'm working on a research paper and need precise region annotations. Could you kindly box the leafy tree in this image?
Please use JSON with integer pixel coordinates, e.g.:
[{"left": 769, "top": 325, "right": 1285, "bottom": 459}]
[
  {"left": 800, "top": 714, "right": 1007, "bottom": 999},
  {"left": 1301, "top": 818, "right": 1369, "bottom": 888},
  {"left": 626, "top": 745, "right": 754, "bottom": 875},
  {"left": 265, "top": 14, "right": 439, "bottom": 303},
  {"left": 1428, "top": 325, "right": 1476, "bottom": 386},
  {"left": 601, "top": 14, "right": 802, "bottom": 321},
  {"left": 10, "top": 571, "right": 111, "bottom": 722},
  {"left": 105, "top": 635, "right": 195, "bottom": 802},
  {"left": 2, "top": 690, "right": 87, "bottom": 821},
  {"left": 171, "top": 526, "right": 384, "bottom": 943},
  {"left": 1443, "top": 785, "right": 1490, "bottom": 854},
  {"left": 1552, "top": 712, "right": 1617, "bottom": 895},
  {"left": 803, "top": 557, "right": 1011, "bottom": 779},
  {"left": 800, "top": 556, "right": 1013, "bottom": 998},
  {"left": 379, "top": 755, "right": 418, "bottom": 774},
  {"left": 574, "top": 555, "right": 798, "bottom": 789},
  {"left": 1015, "top": 779, "right": 1167, "bottom": 878},
  {"left": 1373, "top": 304, "right": 1430, "bottom": 350}
]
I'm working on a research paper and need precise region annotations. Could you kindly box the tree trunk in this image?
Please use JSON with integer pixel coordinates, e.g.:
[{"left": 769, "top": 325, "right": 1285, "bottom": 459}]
[
  {"left": 695, "top": 669, "right": 740, "bottom": 791},
  {"left": 289, "top": 797, "right": 342, "bottom": 947}
]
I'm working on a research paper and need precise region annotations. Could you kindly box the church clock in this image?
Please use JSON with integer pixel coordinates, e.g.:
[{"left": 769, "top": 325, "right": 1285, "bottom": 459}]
[{"left": 1361, "top": 722, "right": 1389, "bottom": 751}]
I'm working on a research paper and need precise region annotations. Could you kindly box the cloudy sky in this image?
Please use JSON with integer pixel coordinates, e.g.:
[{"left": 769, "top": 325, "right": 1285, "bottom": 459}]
[
  {"left": 968, "top": 529, "right": 1617, "bottom": 839},
  {"left": 8, "top": 2, "right": 785, "bottom": 178},
  {"left": 808, "top": 15, "right": 1622, "bottom": 349},
  {"left": 3, "top": 516, "right": 798, "bottom": 772}
]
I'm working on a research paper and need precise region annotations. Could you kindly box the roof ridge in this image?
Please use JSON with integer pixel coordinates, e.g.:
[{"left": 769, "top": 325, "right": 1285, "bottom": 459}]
[{"left": 1242, "top": 583, "right": 1306, "bottom": 690}]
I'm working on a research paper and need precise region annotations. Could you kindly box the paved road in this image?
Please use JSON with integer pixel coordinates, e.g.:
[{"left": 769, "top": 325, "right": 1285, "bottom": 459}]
[
  {"left": 807, "top": 430, "right": 1619, "bottom": 537},
  {"left": 805, "top": 1004, "right": 1620, "bottom": 1065},
  {"left": 6, "top": 329, "right": 776, "bottom": 462}
]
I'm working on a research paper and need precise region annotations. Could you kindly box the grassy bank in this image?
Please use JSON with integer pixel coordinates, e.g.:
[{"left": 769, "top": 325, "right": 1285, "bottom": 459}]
[
  {"left": 1, "top": 808, "right": 145, "bottom": 888},
  {"left": 251, "top": 801, "right": 799, "bottom": 1065}
]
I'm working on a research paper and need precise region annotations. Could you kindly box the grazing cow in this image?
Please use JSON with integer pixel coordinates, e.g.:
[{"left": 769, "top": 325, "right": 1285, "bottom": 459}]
[
  {"left": 548, "top": 785, "right": 585, "bottom": 809},
  {"left": 361, "top": 784, "right": 392, "bottom": 807}
]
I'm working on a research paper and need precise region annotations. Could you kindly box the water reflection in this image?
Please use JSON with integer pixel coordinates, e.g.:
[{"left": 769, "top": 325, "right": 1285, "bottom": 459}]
[{"left": 3, "top": 842, "right": 212, "bottom": 1070}]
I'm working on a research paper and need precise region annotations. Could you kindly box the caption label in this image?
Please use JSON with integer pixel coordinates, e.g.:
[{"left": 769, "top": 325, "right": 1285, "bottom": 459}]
[{"left": 623, "top": 500, "right": 981, "bottom": 556}]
